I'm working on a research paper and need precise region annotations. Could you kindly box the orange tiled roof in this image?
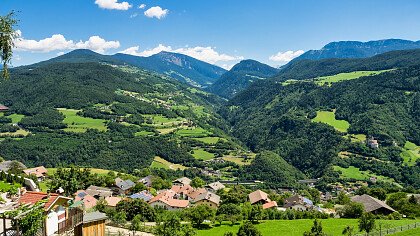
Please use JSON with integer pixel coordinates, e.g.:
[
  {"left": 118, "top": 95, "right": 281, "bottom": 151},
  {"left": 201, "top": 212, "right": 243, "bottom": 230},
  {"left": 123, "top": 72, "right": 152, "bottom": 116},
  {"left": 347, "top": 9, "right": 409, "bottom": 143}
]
[
  {"left": 105, "top": 196, "right": 122, "bottom": 207},
  {"left": 19, "top": 191, "right": 60, "bottom": 210},
  {"left": 23, "top": 166, "right": 48, "bottom": 178},
  {"left": 249, "top": 190, "right": 270, "bottom": 204},
  {"left": 263, "top": 201, "right": 278, "bottom": 209}
]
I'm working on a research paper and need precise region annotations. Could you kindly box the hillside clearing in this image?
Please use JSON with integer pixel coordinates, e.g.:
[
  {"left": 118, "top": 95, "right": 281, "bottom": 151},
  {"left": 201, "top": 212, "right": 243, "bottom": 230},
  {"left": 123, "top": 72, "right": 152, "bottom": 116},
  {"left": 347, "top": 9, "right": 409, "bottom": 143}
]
[
  {"left": 150, "top": 156, "right": 187, "bottom": 170},
  {"left": 192, "top": 148, "right": 214, "bottom": 160},
  {"left": 312, "top": 110, "right": 350, "bottom": 133},
  {"left": 314, "top": 70, "right": 390, "bottom": 86},
  {"left": 333, "top": 165, "right": 400, "bottom": 186},
  {"left": 58, "top": 108, "right": 107, "bottom": 132},
  {"left": 400, "top": 141, "right": 420, "bottom": 166}
]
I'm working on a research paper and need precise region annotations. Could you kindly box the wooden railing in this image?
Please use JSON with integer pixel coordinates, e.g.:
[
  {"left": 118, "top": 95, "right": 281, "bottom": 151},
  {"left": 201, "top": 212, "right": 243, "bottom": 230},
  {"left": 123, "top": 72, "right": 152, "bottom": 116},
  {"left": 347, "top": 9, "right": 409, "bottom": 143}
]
[{"left": 57, "top": 208, "right": 84, "bottom": 234}]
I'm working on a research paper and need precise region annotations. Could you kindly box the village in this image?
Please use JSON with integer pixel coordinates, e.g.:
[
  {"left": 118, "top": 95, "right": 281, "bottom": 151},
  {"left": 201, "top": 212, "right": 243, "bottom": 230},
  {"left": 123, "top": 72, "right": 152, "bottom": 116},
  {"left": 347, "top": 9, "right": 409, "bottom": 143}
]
[{"left": 0, "top": 160, "right": 410, "bottom": 236}]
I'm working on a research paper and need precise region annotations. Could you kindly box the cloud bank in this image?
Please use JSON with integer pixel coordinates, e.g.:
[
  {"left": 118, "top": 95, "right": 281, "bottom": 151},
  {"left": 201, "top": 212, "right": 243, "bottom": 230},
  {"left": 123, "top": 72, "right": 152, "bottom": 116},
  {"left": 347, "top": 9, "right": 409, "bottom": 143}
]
[
  {"left": 95, "top": 0, "right": 132, "bottom": 10},
  {"left": 269, "top": 50, "right": 305, "bottom": 64}
]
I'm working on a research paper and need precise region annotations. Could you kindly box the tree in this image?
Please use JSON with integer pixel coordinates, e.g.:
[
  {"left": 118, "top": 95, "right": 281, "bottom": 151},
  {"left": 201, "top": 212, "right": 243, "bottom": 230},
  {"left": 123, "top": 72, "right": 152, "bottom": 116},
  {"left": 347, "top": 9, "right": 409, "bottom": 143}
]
[
  {"left": 95, "top": 199, "right": 107, "bottom": 212},
  {"left": 0, "top": 11, "right": 19, "bottom": 80},
  {"left": 217, "top": 203, "right": 242, "bottom": 225},
  {"left": 237, "top": 221, "right": 262, "bottom": 236},
  {"left": 186, "top": 204, "right": 215, "bottom": 228},
  {"left": 191, "top": 177, "right": 205, "bottom": 188},
  {"left": 342, "top": 225, "right": 354, "bottom": 236},
  {"left": 111, "top": 211, "right": 127, "bottom": 226},
  {"left": 130, "top": 214, "right": 143, "bottom": 236},
  {"left": 337, "top": 191, "right": 350, "bottom": 205},
  {"left": 155, "top": 212, "right": 196, "bottom": 236},
  {"left": 339, "top": 202, "right": 364, "bottom": 218},
  {"left": 303, "top": 219, "right": 327, "bottom": 236},
  {"left": 248, "top": 205, "right": 263, "bottom": 223},
  {"left": 358, "top": 212, "right": 375, "bottom": 235},
  {"left": 116, "top": 199, "right": 155, "bottom": 221}
]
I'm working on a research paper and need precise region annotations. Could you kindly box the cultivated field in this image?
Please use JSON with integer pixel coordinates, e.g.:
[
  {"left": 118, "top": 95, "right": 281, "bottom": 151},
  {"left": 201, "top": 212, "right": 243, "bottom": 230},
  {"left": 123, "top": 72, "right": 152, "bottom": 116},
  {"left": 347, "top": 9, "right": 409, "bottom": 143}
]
[
  {"left": 400, "top": 141, "right": 420, "bottom": 166},
  {"left": 58, "top": 108, "right": 107, "bottom": 132},
  {"left": 314, "top": 70, "right": 389, "bottom": 86},
  {"left": 150, "top": 156, "right": 187, "bottom": 170},
  {"left": 312, "top": 110, "right": 350, "bottom": 133}
]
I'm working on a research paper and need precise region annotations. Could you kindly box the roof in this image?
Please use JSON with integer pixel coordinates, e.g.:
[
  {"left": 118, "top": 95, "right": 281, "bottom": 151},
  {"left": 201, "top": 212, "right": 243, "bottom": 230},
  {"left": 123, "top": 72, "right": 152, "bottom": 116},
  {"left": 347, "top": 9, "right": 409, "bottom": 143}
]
[
  {"left": 83, "top": 211, "right": 107, "bottom": 224},
  {"left": 249, "top": 190, "right": 270, "bottom": 204},
  {"left": 74, "top": 190, "right": 97, "bottom": 209},
  {"left": 351, "top": 194, "right": 396, "bottom": 213},
  {"left": 0, "top": 161, "right": 27, "bottom": 172},
  {"left": 130, "top": 190, "right": 153, "bottom": 202},
  {"left": 263, "top": 201, "right": 278, "bottom": 209},
  {"left": 105, "top": 196, "right": 122, "bottom": 207},
  {"left": 115, "top": 178, "right": 136, "bottom": 191},
  {"left": 284, "top": 195, "right": 311, "bottom": 208},
  {"left": 86, "top": 185, "right": 113, "bottom": 198},
  {"left": 172, "top": 177, "right": 191, "bottom": 186},
  {"left": 23, "top": 166, "right": 48, "bottom": 178},
  {"left": 149, "top": 190, "right": 189, "bottom": 208},
  {"left": 139, "top": 175, "right": 153, "bottom": 186},
  {"left": 0, "top": 105, "right": 9, "bottom": 111},
  {"left": 19, "top": 191, "right": 71, "bottom": 211},
  {"left": 206, "top": 182, "right": 225, "bottom": 191},
  {"left": 171, "top": 184, "right": 194, "bottom": 195},
  {"left": 193, "top": 192, "right": 220, "bottom": 205},
  {"left": 187, "top": 188, "right": 207, "bottom": 200}
]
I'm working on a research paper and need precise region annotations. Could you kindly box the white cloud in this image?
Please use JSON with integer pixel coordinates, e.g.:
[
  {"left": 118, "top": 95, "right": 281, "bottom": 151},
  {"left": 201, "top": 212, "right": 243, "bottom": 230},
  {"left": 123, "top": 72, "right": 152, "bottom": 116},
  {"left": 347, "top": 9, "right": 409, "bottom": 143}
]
[
  {"left": 144, "top": 6, "right": 169, "bottom": 19},
  {"left": 57, "top": 52, "right": 65, "bottom": 56},
  {"left": 119, "top": 44, "right": 243, "bottom": 64},
  {"left": 269, "top": 50, "right": 305, "bottom": 64},
  {"left": 130, "top": 13, "right": 139, "bottom": 18},
  {"left": 14, "top": 31, "right": 120, "bottom": 53},
  {"left": 139, "top": 4, "right": 146, "bottom": 9},
  {"left": 95, "top": 0, "right": 132, "bottom": 10},
  {"left": 221, "top": 64, "right": 234, "bottom": 70}
]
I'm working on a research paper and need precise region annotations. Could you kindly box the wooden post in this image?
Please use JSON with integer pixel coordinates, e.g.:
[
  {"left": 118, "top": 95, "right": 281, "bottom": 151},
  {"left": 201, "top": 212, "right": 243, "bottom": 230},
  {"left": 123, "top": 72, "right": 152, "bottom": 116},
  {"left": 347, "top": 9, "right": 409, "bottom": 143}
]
[
  {"left": 3, "top": 218, "right": 6, "bottom": 236},
  {"left": 16, "top": 223, "right": 19, "bottom": 236}
]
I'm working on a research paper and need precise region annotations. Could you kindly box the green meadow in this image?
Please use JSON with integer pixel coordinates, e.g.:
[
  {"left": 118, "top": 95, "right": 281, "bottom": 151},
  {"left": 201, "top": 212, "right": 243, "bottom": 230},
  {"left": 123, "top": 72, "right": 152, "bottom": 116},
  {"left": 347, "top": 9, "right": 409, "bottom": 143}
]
[
  {"left": 58, "top": 108, "right": 107, "bottom": 132},
  {"left": 192, "top": 136, "right": 221, "bottom": 144},
  {"left": 314, "top": 70, "right": 390, "bottom": 86},
  {"left": 333, "top": 165, "right": 399, "bottom": 186},
  {"left": 192, "top": 148, "right": 215, "bottom": 160},
  {"left": 175, "top": 127, "right": 211, "bottom": 137},
  {"left": 197, "top": 219, "right": 419, "bottom": 236},
  {"left": 400, "top": 141, "right": 420, "bottom": 166},
  {"left": 312, "top": 111, "right": 350, "bottom": 133},
  {"left": 150, "top": 156, "right": 187, "bottom": 170}
]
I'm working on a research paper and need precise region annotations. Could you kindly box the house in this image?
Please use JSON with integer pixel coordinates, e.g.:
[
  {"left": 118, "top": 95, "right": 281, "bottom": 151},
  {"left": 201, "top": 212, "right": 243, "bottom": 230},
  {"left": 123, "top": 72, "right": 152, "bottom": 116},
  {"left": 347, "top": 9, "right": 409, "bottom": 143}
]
[
  {"left": 186, "top": 188, "right": 207, "bottom": 201},
  {"left": 172, "top": 177, "right": 191, "bottom": 186},
  {"left": 74, "top": 211, "right": 107, "bottom": 236},
  {"left": 104, "top": 196, "right": 122, "bottom": 208},
  {"left": 130, "top": 190, "right": 153, "bottom": 202},
  {"left": 22, "top": 166, "right": 48, "bottom": 181},
  {"left": 149, "top": 190, "right": 189, "bottom": 210},
  {"left": 192, "top": 192, "right": 220, "bottom": 209},
  {"left": 249, "top": 190, "right": 271, "bottom": 205},
  {"left": 0, "top": 105, "right": 9, "bottom": 112},
  {"left": 283, "top": 195, "right": 314, "bottom": 211},
  {"left": 18, "top": 191, "right": 77, "bottom": 236},
  {"left": 139, "top": 175, "right": 153, "bottom": 187},
  {"left": 74, "top": 190, "right": 97, "bottom": 210},
  {"left": 114, "top": 178, "right": 136, "bottom": 194},
  {"left": 262, "top": 201, "right": 278, "bottom": 209},
  {"left": 171, "top": 184, "right": 194, "bottom": 199},
  {"left": 351, "top": 194, "right": 396, "bottom": 215},
  {"left": 205, "top": 181, "right": 225, "bottom": 192},
  {"left": 321, "top": 192, "right": 333, "bottom": 201},
  {"left": 85, "top": 185, "right": 113, "bottom": 199},
  {"left": 367, "top": 137, "right": 379, "bottom": 149}
]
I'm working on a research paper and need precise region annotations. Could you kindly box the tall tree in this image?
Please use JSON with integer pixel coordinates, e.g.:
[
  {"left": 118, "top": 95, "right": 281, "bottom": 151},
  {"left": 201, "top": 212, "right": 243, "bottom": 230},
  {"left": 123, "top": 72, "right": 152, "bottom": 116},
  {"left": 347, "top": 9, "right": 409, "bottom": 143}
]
[
  {"left": 0, "top": 11, "right": 19, "bottom": 80},
  {"left": 358, "top": 213, "right": 376, "bottom": 236}
]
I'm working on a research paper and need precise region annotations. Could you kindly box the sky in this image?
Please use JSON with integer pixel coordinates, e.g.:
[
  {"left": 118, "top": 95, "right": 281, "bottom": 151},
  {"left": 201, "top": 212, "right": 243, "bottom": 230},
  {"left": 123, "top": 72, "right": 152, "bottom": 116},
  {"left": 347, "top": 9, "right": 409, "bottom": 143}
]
[{"left": 2, "top": 0, "right": 420, "bottom": 69}]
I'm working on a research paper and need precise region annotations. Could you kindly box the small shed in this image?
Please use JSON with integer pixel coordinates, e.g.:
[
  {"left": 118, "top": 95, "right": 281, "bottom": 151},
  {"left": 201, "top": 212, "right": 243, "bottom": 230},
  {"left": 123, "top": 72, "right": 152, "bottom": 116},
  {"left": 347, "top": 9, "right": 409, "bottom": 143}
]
[
  {"left": 0, "top": 105, "right": 9, "bottom": 112},
  {"left": 74, "top": 211, "right": 107, "bottom": 236}
]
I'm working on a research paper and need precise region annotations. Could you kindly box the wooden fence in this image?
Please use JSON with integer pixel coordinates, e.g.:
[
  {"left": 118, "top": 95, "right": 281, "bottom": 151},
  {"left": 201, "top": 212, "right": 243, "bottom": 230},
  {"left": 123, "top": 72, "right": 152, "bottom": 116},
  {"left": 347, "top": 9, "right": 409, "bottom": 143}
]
[{"left": 355, "top": 222, "right": 420, "bottom": 236}]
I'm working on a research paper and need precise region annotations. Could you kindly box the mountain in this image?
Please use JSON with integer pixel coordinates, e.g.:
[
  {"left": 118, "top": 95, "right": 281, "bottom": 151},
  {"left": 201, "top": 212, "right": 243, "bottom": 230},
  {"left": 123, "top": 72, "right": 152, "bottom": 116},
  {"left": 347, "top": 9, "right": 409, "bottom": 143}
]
[
  {"left": 0, "top": 61, "right": 247, "bottom": 173},
  {"left": 277, "top": 49, "right": 420, "bottom": 81},
  {"left": 35, "top": 49, "right": 226, "bottom": 88},
  {"left": 292, "top": 39, "right": 420, "bottom": 62},
  {"left": 221, "top": 50, "right": 420, "bottom": 187},
  {"left": 206, "top": 59, "right": 279, "bottom": 98},
  {"left": 112, "top": 51, "right": 226, "bottom": 87}
]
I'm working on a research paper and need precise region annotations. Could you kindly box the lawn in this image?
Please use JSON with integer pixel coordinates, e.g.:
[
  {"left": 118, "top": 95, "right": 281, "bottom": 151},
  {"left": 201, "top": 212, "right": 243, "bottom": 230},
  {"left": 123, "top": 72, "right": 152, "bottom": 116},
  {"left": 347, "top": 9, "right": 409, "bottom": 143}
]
[
  {"left": 197, "top": 219, "right": 418, "bottom": 236},
  {"left": 193, "top": 137, "right": 221, "bottom": 144},
  {"left": 192, "top": 148, "right": 214, "bottom": 161},
  {"left": 150, "top": 156, "right": 187, "bottom": 170},
  {"left": 312, "top": 110, "right": 350, "bottom": 133},
  {"left": 400, "top": 141, "right": 420, "bottom": 166},
  {"left": 58, "top": 108, "right": 107, "bottom": 132},
  {"left": 175, "top": 127, "right": 211, "bottom": 137},
  {"left": 314, "top": 70, "right": 389, "bottom": 86},
  {"left": 392, "top": 227, "right": 420, "bottom": 236},
  {"left": 333, "top": 165, "right": 398, "bottom": 186}
]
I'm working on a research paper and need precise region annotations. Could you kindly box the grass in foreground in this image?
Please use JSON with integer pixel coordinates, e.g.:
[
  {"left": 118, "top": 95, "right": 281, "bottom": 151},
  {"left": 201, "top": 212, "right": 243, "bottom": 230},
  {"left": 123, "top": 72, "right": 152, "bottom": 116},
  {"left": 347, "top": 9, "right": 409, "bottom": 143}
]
[
  {"left": 151, "top": 156, "right": 187, "bottom": 170},
  {"left": 197, "top": 219, "right": 419, "bottom": 236},
  {"left": 312, "top": 111, "right": 350, "bottom": 133},
  {"left": 58, "top": 108, "right": 107, "bottom": 132}
]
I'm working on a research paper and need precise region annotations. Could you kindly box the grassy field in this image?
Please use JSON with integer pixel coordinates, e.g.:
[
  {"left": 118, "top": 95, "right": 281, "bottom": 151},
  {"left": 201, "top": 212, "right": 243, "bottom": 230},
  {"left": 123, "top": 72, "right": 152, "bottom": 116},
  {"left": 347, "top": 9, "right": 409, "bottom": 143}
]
[
  {"left": 312, "top": 111, "right": 350, "bottom": 133},
  {"left": 314, "top": 70, "right": 389, "bottom": 86},
  {"left": 197, "top": 219, "right": 419, "bottom": 236},
  {"left": 192, "top": 148, "right": 215, "bottom": 160},
  {"left": 0, "top": 181, "right": 21, "bottom": 192},
  {"left": 401, "top": 141, "right": 420, "bottom": 166},
  {"left": 333, "top": 165, "right": 398, "bottom": 185},
  {"left": 222, "top": 156, "right": 251, "bottom": 166},
  {"left": 47, "top": 167, "right": 112, "bottom": 176},
  {"left": 0, "top": 128, "right": 30, "bottom": 137},
  {"left": 345, "top": 134, "right": 367, "bottom": 143},
  {"left": 193, "top": 137, "right": 221, "bottom": 144},
  {"left": 175, "top": 127, "right": 211, "bottom": 137},
  {"left": 392, "top": 227, "right": 420, "bottom": 236},
  {"left": 135, "top": 130, "right": 155, "bottom": 136},
  {"left": 150, "top": 156, "right": 187, "bottom": 170},
  {"left": 58, "top": 108, "right": 107, "bottom": 132},
  {"left": 6, "top": 114, "right": 26, "bottom": 123}
]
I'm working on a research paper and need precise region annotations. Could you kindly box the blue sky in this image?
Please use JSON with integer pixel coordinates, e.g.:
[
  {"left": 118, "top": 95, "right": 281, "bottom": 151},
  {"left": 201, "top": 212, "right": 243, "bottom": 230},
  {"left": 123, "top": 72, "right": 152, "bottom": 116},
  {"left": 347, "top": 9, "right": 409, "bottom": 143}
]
[{"left": 2, "top": 0, "right": 420, "bottom": 68}]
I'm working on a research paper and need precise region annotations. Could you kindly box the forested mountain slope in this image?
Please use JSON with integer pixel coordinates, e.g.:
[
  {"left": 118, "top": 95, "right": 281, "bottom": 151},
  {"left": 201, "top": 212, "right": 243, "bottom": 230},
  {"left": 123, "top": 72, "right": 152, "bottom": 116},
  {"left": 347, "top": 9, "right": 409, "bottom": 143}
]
[
  {"left": 35, "top": 49, "right": 226, "bottom": 88},
  {"left": 206, "top": 60, "right": 279, "bottom": 98},
  {"left": 278, "top": 49, "right": 420, "bottom": 81},
  {"left": 292, "top": 39, "right": 420, "bottom": 62},
  {"left": 0, "top": 62, "right": 244, "bottom": 173},
  {"left": 221, "top": 65, "right": 420, "bottom": 187}
]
